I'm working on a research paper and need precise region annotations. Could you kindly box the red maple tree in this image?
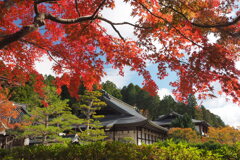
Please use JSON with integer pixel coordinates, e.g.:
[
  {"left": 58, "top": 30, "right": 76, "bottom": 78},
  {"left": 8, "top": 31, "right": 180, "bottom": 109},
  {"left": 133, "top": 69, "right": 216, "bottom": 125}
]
[
  {"left": 0, "top": 88, "right": 19, "bottom": 132},
  {"left": 0, "top": 0, "right": 239, "bottom": 103}
]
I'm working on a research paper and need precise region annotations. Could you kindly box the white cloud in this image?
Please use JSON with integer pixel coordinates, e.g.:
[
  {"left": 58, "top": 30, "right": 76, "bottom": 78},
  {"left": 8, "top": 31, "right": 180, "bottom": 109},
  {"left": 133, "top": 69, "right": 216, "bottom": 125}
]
[
  {"left": 200, "top": 93, "right": 240, "bottom": 127},
  {"left": 207, "top": 32, "right": 220, "bottom": 44},
  {"left": 101, "top": 67, "right": 135, "bottom": 88},
  {"left": 200, "top": 82, "right": 240, "bottom": 127},
  {"left": 101, "top": 1, "right": 137, "bottom": 40},
  {"left": 207, "top": 103, "right": 240, "bottom": 128},
  {"left": 34, "top": 55, "right": 55, "bottom": 76},
  {"left": 236, "top": 61, "right": 240, "bottom": 70},
  {"left": 158, "top": 88, "right": 174, "bottom": 100}
]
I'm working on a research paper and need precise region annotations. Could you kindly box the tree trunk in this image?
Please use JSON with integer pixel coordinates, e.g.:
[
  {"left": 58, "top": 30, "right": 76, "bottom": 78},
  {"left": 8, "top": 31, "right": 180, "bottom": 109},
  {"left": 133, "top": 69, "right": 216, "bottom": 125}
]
[
  {"left": 42, "top": 115, "right": 49, "bottom": 144},
  {"left": 86, "top": 100, "right": 93, "bottom": 135},
  {"left": 0, "top": 24, "right": 39, "bottom": 49}
]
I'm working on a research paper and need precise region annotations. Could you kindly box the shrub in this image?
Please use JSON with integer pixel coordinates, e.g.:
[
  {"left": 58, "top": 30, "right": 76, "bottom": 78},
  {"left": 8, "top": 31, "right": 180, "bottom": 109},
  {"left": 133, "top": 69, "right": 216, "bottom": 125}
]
[
  {"left": 168, "top": 128, "right": 200, "bottom": 143},
  {"left": 1, "top": 140, "right": 239, "bottom": 160}
]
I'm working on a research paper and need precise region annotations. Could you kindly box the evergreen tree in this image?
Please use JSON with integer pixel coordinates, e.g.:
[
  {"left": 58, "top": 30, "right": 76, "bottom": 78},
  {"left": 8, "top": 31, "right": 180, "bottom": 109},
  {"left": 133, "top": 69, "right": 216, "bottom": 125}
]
[
  {"left": 10, "top": 75, "right": 41, "bottom": 110},
  {"left": 118, "top": 84, "right": 225, "bottom": 126},
  {"left": 187, "top": 94, "right": 197, "bottom": 117},
  {"left": 44, "top": 75, "right": 55, "bottom": 86},
  {"left": 187, "top": 94, "right": 197, "bottom": 108},
  {"left": 73, "top": 91, "right": 106, "bottom": 142},
  {"left": 146, "top": 95, "right": 161, "bottom": 119},
  {"left": 21, "top": 86, "right": 82, "bottom": 144},
  {"left": 157, "top": 95, "right": 177, "bottom": 115},
  {"left": 171, "top": 113, "right": 195, "bottom": 129},
  {"left": 201, "top": 106, "right": 211, "bottom": 123},
  {"left": 135, "top": 88, "right": 151, "bottom": 110},
  {"left": 121, "top": 83, "right": 137, "bottom": 106},
  {"left": 102, "top": 81, "right": 122, "bottom": 99}
]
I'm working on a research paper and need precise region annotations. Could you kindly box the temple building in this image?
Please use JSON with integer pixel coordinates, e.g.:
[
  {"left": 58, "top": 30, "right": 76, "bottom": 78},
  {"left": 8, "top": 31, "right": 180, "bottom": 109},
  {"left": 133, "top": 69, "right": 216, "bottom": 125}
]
[
  {"left": 154, "top": 112, "right": 209, "bottom": 135},
  {"left": 98, "top": 92, "right": 168, "bottom": 145}
]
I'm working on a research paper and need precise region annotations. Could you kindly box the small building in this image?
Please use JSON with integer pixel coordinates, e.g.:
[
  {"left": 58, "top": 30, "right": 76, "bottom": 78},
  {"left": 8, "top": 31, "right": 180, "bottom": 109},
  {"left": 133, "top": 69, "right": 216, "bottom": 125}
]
[
  {"left": 0, "top": 103, "right": 29, "bottom": 149},
  {"left": 97, "top": 92, "right": 168, "bottom": 145},
  {"left": 154, "top": 112, "right": 209, "bottom": 135}
]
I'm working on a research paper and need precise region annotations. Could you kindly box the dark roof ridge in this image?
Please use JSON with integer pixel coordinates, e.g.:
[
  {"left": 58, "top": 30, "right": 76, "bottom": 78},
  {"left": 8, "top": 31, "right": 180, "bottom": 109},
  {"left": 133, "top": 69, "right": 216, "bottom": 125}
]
[
  {"left": 147, "top": 120, "right": 168, "bottom": 131},
  {"left": 108, "top": 94, "right": 137, "bottom": 110},
  {"left": 169, "top": 111, "right": 182, "bottom": 116},
  {"left": 156, "top": 111, "right": 182, "bottom": 120},
  {"left": 103, "top": 92, "right": 145, "bottom": 118}
]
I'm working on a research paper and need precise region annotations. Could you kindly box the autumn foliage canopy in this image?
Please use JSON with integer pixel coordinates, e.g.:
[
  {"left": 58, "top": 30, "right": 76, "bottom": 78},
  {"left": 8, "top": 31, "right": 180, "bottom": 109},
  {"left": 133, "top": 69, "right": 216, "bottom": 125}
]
[{"left": 0, "top": 0, "right": 239, "bottom": 102}]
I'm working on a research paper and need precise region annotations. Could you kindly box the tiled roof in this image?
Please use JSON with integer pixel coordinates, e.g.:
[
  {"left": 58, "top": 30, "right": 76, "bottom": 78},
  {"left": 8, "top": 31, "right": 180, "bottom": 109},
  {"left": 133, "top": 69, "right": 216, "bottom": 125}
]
[
  {"left": 154, "top": 112, "right": 210, "bottom": 126},
  {"left": 100, "top": 92, "right": 168, "bottom": 132},
  {"left": 103, "top": 93, "right": 145, "bottom": 118}
]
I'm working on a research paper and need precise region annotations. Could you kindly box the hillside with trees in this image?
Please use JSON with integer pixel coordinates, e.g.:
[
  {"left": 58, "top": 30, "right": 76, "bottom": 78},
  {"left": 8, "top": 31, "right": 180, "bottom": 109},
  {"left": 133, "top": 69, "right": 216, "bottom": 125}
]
[
  {"left": 6, "top": 77, "right": 225, "bottom": 129},
  {"left": 102, "top": 81, "right": 225, "bottom": 127}
]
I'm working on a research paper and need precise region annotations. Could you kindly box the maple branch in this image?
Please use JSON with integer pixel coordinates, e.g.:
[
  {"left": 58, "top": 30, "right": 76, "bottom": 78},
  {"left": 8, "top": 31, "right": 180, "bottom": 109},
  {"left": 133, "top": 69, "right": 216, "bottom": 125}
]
[
  {"left": 35, "top": 0, "right": 60, "bottom": 4},
  {"left": 0, "top": 0, "right": 147, "bottom": 49},
  {"left": 45, "top": 14, "right": 95, "bottom": 24},
  {"left": 137, "top": 1, "right": 203, "bottom": 48},
  {"left": 0, "top": 12, "right": 46, "bottom": 49},
  {"left": 95, "top": 23, "right": 121, "bottom": 45},
  {"left": 193, "top": 15, "right": 240, "bottom": 28},
  {"left": 98, "top": 17, "right": 151, "bottom": 29},
  {"left": 160, "top": 2, "right": 240, "bottom": 28},
  {"left": 78, "top": 0, "right": 107, "bottom": 36},
  {"left": 98, "top": 16, "right": 151, "bottom": 40},
  {"left": 20, "top": 39, "right": 62, "bottom": 67},
  {"left": 0, "top": 24, "right": 39, "bottom": 49},
  {"left": 110, "top": 23, "right": 125, "bottom": 41},
  {"left": 0, "top": 12, "right": 140, "bottom": 49},
  {"left": 74, "top": 0, "right": 81, "bottom": 17},
  {"left": 46, "top": 13, "right": 148, "bottom": 40},
  {"left": 92, "top": 0, "right": 107, "bottom": 18},
  {"left": 97, "top": 17, "right": 125, "bottom": 40}
]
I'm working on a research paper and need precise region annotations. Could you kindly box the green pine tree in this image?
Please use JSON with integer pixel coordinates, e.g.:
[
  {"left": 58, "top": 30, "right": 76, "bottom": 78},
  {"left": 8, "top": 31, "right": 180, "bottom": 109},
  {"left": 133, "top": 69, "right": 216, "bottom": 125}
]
[
  {"left": 21, "top": 86, "right": 83, "bottom": 144},
  {"left": 10, "top": 75, "right": 42, "bottom": 110},
  {"left": 121, "top": 83, "right": 137, "bottom": 106},
  {"left": 171, "top": 113, "right": 195, "bottom": 129},
  {"left": 102, "top": 81, "right": 122, "bottom": 99},
  {"left": 73, "top": 90, "right": 107, "bottom": 142}
]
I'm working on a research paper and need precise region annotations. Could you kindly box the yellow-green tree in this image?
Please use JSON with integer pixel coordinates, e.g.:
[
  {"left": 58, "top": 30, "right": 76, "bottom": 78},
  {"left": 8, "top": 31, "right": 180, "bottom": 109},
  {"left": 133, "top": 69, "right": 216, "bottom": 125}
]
[
  {"left": 168, "top": 128, "right": 200, "bottom": 143},
  {"left": 21, "top": 86, "right": 83, "bottom": 144},
  {"left": 204, "top": 127, "right": 240, "bottom": 144},
  {"left": 73, "top": 90, "right": 107, "bottom": 142}
]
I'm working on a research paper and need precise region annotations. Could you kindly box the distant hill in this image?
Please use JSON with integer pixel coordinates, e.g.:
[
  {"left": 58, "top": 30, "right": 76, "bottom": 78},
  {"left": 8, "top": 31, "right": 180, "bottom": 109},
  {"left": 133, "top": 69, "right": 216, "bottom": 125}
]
[{"left": 102, "top": 81, "right": 225, "bottom": 127}]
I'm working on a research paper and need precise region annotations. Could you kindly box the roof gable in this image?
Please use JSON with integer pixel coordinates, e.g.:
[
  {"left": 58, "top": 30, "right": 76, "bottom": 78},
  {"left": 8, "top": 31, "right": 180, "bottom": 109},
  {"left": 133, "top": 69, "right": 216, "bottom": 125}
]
[
  {"left": 102, "top": 93, "right": 145, "bottom": 118},
  {"left": 156, "top": 111, "right": 182, "bottom": 121},
  {"left": 155, "top": 111, "right": 210, "bottom": 127},
  {"left": 100, "top": 92, "right": 167, "bottom": 132}
]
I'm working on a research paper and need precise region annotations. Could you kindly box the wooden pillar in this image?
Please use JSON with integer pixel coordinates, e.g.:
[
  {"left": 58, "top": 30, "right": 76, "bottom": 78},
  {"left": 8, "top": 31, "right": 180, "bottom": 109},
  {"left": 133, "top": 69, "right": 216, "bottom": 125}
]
[{"left": 113, "top": 127, "right": 115, "bottom": 141}]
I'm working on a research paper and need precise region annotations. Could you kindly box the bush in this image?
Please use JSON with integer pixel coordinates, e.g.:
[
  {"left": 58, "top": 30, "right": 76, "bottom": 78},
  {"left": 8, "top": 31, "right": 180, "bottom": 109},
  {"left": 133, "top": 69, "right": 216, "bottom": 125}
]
[
  {"left": 168, "top": 128, "right": 200, "bottom": 143},
  {"left": 0, "top": 140, "right": 240, "bottom": 160},
  {"left": 192, "top": 141, "right": 240, "bottom": 160},
  {"left": 154, "top": 140, "right": 221, "bottom": 160}
]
